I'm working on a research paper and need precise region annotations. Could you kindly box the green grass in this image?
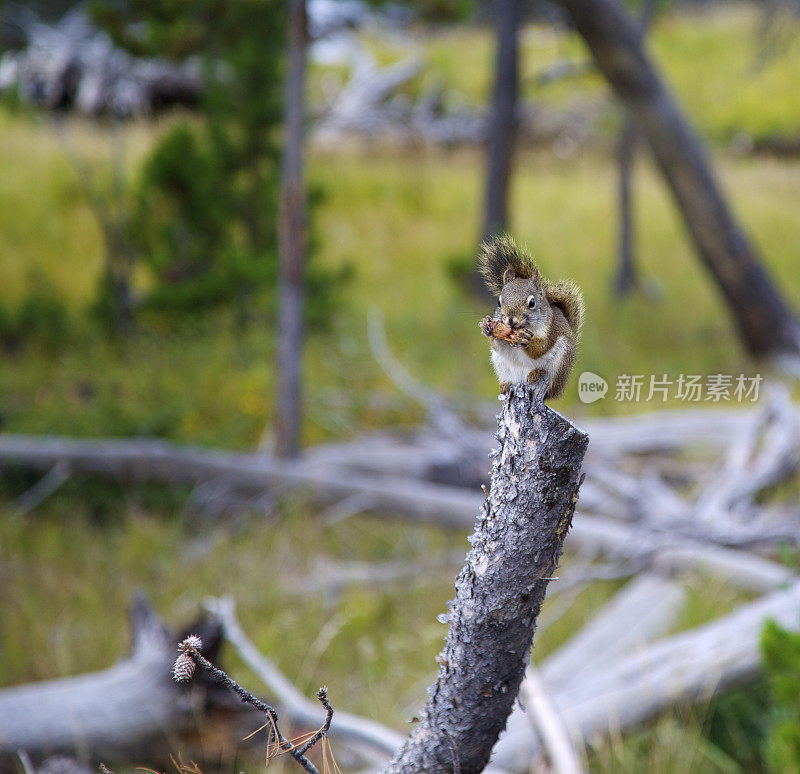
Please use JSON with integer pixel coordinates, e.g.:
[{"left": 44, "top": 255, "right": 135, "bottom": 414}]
[
  {"left": 3, "top": 140, "right": 798, "bottom": 450},
  {"left": 0, "top": 488, "right": 758, "bottom": 772},
  {"left": 0, "top": 499, "right": 455, "bottom": 722},
  {"left": 653, "top": 5, "right": 800, "bottom": 144}
]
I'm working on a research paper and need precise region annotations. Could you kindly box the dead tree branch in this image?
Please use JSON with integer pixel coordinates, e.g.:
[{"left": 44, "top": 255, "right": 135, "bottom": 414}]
[
  {"left": 367, "top": 308, "right": 466, "bottom": 438},
  {"left": 173, "top": 635, "right": 331, "bottom": 774},
  {"left": 520, "top": 667, "right": 586, "bottom": 774},
  {"left": 382, "top": 384, "right": 589, "bottom": 773},
  {"left": 9, "top": 462, "right": 70, "bottom": 517}
]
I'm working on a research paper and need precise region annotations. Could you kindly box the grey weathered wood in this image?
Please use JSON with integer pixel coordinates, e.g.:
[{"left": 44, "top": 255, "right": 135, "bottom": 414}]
[
  {"left": 0, "top": 597, "right": 222, "bottom": 766},
  {"left": 382, "top": 384, "right": 589, "bottom": 774},
  {"left": 1, "top": 430, "right": 795, "bottom": 579},
  {"left": 651, "top": 544, "right": 794, "bottom": 591},
  {"left": 694, "top": 385, "right": 800, "bottom": 523},
  {"left": 559, "top": 577, "right": 800, "bottom": 737},
  {"left": 520, "top": 667, "right": 586, "bottom": 774},
  {"left": 496, "top": 573, "right": 684, "bottom": 772},
  {"left": 0, "top": 433, "right": 483, "bottom": 527},
  {"left": 491, "top": 578, "right": 800, "bottom": 771},
  {"left": 275, "top": 0, "right": 309, "bottom": 459},
  {"left": 539, "top": 573, "right": 685, "bottom": 688}
]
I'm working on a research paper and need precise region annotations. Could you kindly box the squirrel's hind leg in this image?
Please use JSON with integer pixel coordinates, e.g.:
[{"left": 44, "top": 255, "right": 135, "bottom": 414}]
[
  {"left": 544, "top": 341, "right": 575, "bottom": 400},
  {"left": 526, "top": 368, "right": 546, "bottom": 385}
]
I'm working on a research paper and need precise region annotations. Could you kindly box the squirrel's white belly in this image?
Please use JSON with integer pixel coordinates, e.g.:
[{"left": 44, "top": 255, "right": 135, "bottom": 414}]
[
  {"left": 490, "top": 344, "right": 541, "bottom": 384},
  {"left": 490, "top": 337, "right": 568, "bottom": 386}
]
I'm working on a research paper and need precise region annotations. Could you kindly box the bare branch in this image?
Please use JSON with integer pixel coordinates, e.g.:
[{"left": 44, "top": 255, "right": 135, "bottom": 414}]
[
  {"left": 367, "top": 308, "right": 466, "bottom": 438},
  {"left": 520, "top": 668, "right": 586, "bottom": 774},
  {"left": 10, "top": 461, "right": 70, "bottom": 516},
  {"left": 174, "top": 635, "right": 330, "bottom": 774}
]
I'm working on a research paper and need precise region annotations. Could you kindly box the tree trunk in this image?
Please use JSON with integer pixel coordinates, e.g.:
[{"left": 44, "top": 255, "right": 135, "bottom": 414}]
[
  {"left": 482, "top": 0, "right": 521, "bottom": 244},
  {"left": 275, "top": 0, "right": 308, "bottom": 458},
  {"left": 612, "top": 0, "right": 654, "bottom": 298},
  {"left": 382, "top": 384, "right": 589, "bottom": 773},
  {"left": 558, "top": 0, "right": 800, "bottom": 358},
  {"left": 470, "top": 0, "right": 521, "bottom": 298},
  {"left": 613, "top": 116, "right": 638, "bottom": 297}
]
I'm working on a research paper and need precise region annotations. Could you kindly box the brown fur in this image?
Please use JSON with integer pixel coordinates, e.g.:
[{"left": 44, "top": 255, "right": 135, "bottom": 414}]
[
  {"left": 541, "top": 305, "right": 575, "bottom": 399},
  {"left": 478, "top": 235, "right": 584, "bottom": 400}
]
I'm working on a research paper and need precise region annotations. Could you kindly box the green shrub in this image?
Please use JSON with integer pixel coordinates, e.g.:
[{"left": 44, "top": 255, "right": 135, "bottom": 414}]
[
  {"left": 761, "top": 619, "right": 800, "bottom": 773},
  {"left": 133, "top": 122, "right": 258, "bottom": 313},
  {"left": 0, "top": 300, "right": 13, "bottom": 345},
  {"left": 16, "top": 284, "right": 72, "bottom": 348},
  {"left": 0, "top": 278, "right": 72, "bottom": 350},
  {"left": 92, "top": 0, "right": 350, "bottom": 326},
  {"left": 704, "top": 682, "right": 771, "bottom": 773}
]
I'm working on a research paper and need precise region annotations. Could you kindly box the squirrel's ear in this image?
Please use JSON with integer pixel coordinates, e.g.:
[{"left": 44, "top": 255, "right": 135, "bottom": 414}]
[
  {"left": 533, "top": 266, "right": 541, "bottom": 284},
  {"left": 502, "top": 266, "right": 516, "bottom": 286}
]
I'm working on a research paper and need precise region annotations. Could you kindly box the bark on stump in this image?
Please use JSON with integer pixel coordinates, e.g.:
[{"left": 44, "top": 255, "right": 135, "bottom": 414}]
[{"left": 383, "top": 384, "right": 589, "bottom": 773}]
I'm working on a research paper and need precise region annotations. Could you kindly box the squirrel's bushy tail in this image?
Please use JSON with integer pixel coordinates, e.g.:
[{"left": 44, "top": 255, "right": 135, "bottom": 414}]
[
  {"left": 478, "top": 233, "right": 585, "bottom": 335},
  {"left": 545, "top": 278, "right": 585, "bottom": 336},
  {"left": 478, "top": 235, "right": 536, "bottom": 296}
]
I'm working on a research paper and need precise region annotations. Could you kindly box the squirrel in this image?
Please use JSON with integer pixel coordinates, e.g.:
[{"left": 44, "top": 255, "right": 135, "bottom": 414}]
[{"left": 477, "top": 235, "right": 584, "bottom": 400}]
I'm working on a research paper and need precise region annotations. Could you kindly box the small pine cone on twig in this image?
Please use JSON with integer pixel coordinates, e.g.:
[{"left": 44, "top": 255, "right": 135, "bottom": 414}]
[
  {"left": 172, "top": 653, "right": 196, "bottom": 682},
  {"left": 179, "top": 634, "right": 203, "bottom": 652}
]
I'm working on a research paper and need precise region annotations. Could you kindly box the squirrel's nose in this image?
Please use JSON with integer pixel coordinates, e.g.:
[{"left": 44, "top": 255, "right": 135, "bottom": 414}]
[{"left": 506, "top": 315, "right": 523, "bottom": 328}]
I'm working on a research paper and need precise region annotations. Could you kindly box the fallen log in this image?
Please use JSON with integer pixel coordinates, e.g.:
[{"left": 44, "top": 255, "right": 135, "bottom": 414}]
[
  {"left": 490, "top": 577, "right": 800, "bottom": 771},
  {"left": 0, "top": 434, "right": 482, "bottom": 528},
  {"left": 0, "top": 431, "right": 717, "bottom": 533},
  {"left": 0, "top": 596, "right": 231, "bottom": 768},
  {"left": 539, "top": 573, "right": 685, "bottom": 688},
  {"left": 495, "top": 573, "right": 684, "bottom": 772},
  {"left": 520, "top": 667, "right": 586, "bottom": 774},
  {"left": 694, "top": 385, "right": 800, "bottom": 523},
  {"left": 1, "top": 433, "right": 795, "bottom": 594}
]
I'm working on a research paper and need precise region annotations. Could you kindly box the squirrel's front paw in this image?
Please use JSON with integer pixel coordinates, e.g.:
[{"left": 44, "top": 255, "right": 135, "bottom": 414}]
[
  {"left": 507, "top": 328, "right": 532, "bottom": 348},
  {"left": 479, "top": 316, "right": 495, "bottom": 338}
]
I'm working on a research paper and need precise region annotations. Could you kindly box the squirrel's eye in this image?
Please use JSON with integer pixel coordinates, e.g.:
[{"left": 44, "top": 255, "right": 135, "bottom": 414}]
[
  {"left": 527, "top": 296, "right": 536, "bottom": 309},
  {"left": 497, "top": 297, "right": 501, "bottom": 307}
]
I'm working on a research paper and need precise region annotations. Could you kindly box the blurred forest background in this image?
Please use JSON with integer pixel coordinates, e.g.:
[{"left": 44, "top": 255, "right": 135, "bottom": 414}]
[{"left": 1, "top": 0, "right": 800, "bottom": 771}]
